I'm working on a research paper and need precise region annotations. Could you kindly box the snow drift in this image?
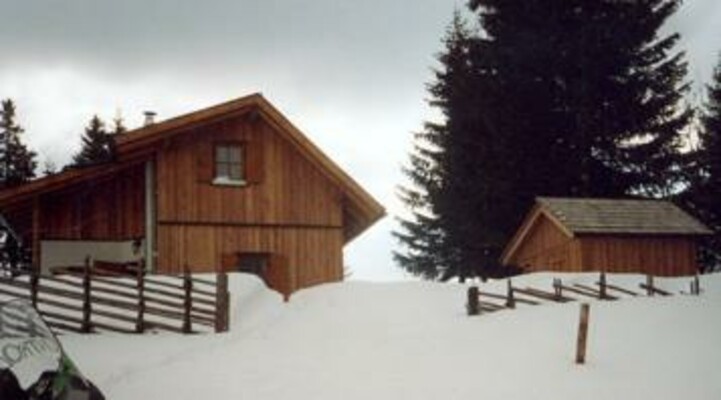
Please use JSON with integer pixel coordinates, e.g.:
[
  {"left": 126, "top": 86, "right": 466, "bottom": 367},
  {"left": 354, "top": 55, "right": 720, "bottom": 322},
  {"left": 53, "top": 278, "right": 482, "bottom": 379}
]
[{"left": 59, "top": 272, "right": 721, "bottom": 399}]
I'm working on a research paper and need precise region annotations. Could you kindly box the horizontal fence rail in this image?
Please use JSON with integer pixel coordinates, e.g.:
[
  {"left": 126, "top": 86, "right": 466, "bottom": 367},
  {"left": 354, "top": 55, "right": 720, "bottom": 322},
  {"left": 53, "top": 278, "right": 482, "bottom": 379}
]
[
  {"left": 0, "top": 260, "right": 230, "bottom": 335},
  {"left": 466, "top": 271, "right": 701, "bottom": 316}
]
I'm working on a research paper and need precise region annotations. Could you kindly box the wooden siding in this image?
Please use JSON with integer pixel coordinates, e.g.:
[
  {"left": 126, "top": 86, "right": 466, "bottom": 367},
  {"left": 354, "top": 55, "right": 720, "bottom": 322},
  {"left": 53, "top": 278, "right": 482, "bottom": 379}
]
[
  {"left": 510, "top": 214, "right": 578, "bottom": 272},
  {"left": 578, "top": 235, "right": 697, "bottom": 276},
  {"left": 40, "top": 164, "right": 145, "bottom": 240},
  {"left": 156, "top": 225, "right": 344, "bottom": 291},
  {"left": 156, "top": 116, "right": 343, "bottom": 226},
  {"left": 154, "top": 114, "right": 345, "bottom": 291},
  {"left": 509, "top": 213, "right": 699, "bottom": 277},
  {"left": 1, "top": 163, "right": 145, "bottom": 270}
]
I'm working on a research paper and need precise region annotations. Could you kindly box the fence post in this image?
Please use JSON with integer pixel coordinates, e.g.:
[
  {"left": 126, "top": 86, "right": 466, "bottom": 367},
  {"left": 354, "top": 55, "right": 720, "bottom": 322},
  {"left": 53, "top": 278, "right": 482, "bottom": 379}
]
[
  {"left": 692, "top": 274, "right": 700, "bottom": 296},
  {"left": 646, "top": 274, "right": 654, "bottom": 296},
  {"left": 30, "top": 272, "right": 39, "bottom": 308},
  {"left": 81, "top": 256, "right": 92, "bottom": 333},
  {"left": 575, "top": 303, "right": 590, "bottom": 364},
  {"left": 136, "top": 260, "right": 145, "bottom": 334},
  {"left": 467, "top": 286, "right": 480, "bottom": 316},
  {"left": 224, "top": 287, "right": 230, "bottom": 332},
  {"left": 183, "top": 266, "right": 192, "bottom": 334},
  {"left": 599, "top": 270, "right": 607, "bottom": 300},
  {"left": 553, "top": 278, "right": 563, "bottom": 301},
  {"left": 215, "top": 271, "right": 229, "bottom": 333},
  {"left": 506, "top": 279, "right": 515, "bottom": 309}
]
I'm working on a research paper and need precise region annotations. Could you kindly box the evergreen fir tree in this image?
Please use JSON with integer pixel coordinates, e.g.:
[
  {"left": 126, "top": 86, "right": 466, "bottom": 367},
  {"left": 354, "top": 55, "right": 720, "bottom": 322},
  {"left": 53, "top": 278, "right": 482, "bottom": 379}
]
[
  {"left": 683, "top": 55, "right": 721, "bottom": 270},
  {"left": 394, "top": 14, "right": 476, "bottom": 281},
  {"left": 471, "top": 0, "right": 690, "bottom": 197},
  {"left": 72, "top": 115, "right": 116, "bottom": 167},
  {"left": 0, "top": 99, "right": 37, "bottom": 188}
]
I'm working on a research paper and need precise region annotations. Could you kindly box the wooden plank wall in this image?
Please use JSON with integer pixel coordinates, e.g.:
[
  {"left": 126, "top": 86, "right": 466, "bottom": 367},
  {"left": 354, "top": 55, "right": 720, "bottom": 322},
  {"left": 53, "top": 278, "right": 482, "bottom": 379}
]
[
  {"left": 157, "top": 226, "right": 343, "bottom": 290},
  {"left": 40, "top": 164, "right": 145, "bottom": 240},
  {"left": 155, "top": 115, "right": 345, "bottom": 291},
  {"left": 510, "top": 213, "right": 699, "bottom": 276},
  {"left": 1, "top": 164, "right": 145, "bottom": 269},
  {"left": 579, "top": 235, "right": 697, "bottom": 276},
  {"left": 156, "top": 117, "right": 342, "bottom": 226},
  {"left": 511, "top": 215, "right": 578, "bottom": 271}
]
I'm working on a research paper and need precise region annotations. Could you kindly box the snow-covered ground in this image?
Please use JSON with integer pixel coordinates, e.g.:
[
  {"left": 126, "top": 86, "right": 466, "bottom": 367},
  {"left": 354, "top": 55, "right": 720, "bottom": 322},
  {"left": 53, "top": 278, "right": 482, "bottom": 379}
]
[{"left": 60, "top": 272, "right": 721, "bottom": 399}]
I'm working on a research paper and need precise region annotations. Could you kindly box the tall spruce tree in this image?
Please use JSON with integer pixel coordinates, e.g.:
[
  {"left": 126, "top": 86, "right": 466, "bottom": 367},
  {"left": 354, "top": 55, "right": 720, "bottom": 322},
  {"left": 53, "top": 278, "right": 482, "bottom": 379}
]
[
  {"left": 72, "top": 115, "right": 116, "bottom": 167},
  {"left": 683, "top": 55, "right": 721, "bottom": 270},
  {"left": 395, "top": 13, "right": 514, "bottom": 280},
  {"left": 394, "top": 14, "right": 477, "bottom": 280},
  {"left": 0, "top": 99, "right": 37, "bottom": 188},
  {"left": 470, "top": 0, "right": 690, "bottom": 197},
  {"left": 396, "top": 1, "right": 691, "bottom": 280}
]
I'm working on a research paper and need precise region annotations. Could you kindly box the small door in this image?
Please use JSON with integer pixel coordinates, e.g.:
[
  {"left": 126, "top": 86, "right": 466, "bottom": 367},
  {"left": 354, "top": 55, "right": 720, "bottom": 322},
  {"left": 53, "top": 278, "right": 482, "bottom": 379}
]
[{"left": 237, "top": 253, "right": 270, "bottom": 278}]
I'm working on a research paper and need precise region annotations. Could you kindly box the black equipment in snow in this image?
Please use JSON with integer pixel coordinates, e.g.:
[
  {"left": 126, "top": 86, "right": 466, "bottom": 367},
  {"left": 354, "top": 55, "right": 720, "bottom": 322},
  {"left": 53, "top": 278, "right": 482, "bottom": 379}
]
[
  {"left": 0, "top": 214, "right": 31, "bottom": 277},
  {"left": 0, "top": 300, "right": 105, "bottom": 400}
]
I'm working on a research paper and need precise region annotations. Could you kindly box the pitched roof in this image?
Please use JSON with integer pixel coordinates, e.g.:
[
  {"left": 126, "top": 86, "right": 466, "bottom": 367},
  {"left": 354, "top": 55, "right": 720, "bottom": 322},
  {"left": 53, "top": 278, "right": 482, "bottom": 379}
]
[
  {"left": 536, "top": 197, "right": 711, "bottom": 235},
  {"left": 500, "top": 197, "right": 711, "bottom": 265},
  {"left": 0, "top": 93, "right": 385, "bottom": 241}
]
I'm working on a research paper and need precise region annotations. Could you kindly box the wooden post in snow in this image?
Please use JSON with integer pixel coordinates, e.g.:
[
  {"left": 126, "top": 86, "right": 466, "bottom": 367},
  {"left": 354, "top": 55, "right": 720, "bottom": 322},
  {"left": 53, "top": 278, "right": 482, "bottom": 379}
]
[
  {"left": 506, "top": 279, "right": 516, "bottom": 309},
  {"left": 467, "top": 286, "right": 480, "bottom": 316},
  {"left": 575, "top": 303, "right": 590, "bottom": 364},
  {"left": 81, "top": 256, "right": 92, "bottom": 333},
  {"left": 599, "top": 270, "right": 607, "bottom": 300},
  {"left": 215, "top": 271, "right": 229, "bottom": 333},
  {"left": 646, "top": 274, "right": 654, "bottom": 296},
  {"left": 30, "top": 272, "right": 39, "bottom": 308},
  {"left": 136, "top": 260, "right": 145, "bottom": 334},
  {"left": 692, "top": 274, "right": 700, "bottom": 296},
  {"left": 182, "top": 265, "right": 193, "bottom": 334},
  {"left": 553, "top": 278, "right": 563, "bottom": 301}
]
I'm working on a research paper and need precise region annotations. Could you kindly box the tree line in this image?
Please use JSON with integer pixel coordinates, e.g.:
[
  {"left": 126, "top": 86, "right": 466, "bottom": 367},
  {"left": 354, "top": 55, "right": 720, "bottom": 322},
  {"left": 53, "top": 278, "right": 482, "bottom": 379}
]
[
  {"left": 395, "top": 0, "right": 721, "bottom": 280},
  {"left": 0, "top": 101, "right": 124, "bottom": 189}
]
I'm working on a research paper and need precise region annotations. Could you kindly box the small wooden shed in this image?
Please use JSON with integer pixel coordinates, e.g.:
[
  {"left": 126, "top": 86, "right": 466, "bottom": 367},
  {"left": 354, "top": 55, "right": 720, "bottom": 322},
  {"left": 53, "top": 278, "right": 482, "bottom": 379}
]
[{"left": 501, "top": 197, "right": 711, "bottom": 276}]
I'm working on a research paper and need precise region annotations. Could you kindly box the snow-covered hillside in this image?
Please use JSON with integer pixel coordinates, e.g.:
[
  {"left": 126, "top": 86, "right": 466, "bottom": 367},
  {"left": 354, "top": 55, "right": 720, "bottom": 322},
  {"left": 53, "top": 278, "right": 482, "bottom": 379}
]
[{"left": 60, "top": 272, "right": 721, "bottom": 399}]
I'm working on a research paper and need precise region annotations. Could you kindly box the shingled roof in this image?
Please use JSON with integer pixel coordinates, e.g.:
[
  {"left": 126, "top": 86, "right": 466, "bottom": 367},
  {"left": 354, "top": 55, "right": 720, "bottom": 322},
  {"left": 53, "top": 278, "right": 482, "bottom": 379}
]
[{"left": 537, "top": 197, "right": 711, "bottom": 235}]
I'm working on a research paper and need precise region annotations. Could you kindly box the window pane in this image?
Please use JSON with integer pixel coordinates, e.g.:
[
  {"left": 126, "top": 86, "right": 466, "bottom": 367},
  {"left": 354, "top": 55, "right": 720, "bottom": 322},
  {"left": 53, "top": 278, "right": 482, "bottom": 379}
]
[
  {"left": 215, "top": 146, "right": 229, "bottom": 163},
  {"left": 229, "top": 146, "right": 242, "bottom": 163},
  {"left": 216, "top": 162, "right": 229, "bottom": 178},
  {"left": 229, "top": 163, "right": 243, "bottom": 180}
]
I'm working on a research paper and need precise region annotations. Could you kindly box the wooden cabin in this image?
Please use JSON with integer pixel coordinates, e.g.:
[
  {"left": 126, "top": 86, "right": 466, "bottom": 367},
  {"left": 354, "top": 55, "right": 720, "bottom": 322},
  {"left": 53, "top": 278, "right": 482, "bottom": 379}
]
[
  {"left": 501, "top": 197, "right": 711, "bottom": 276},
  {"left": 0, "top": 93, "right": 385, "bottom": 297}
]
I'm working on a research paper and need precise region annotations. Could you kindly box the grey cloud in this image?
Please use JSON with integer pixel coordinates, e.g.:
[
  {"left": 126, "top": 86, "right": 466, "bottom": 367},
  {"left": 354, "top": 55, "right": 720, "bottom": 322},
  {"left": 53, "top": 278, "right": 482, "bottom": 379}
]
[{"left": 1, "top": 0, "right": 452, "bottom": 85}]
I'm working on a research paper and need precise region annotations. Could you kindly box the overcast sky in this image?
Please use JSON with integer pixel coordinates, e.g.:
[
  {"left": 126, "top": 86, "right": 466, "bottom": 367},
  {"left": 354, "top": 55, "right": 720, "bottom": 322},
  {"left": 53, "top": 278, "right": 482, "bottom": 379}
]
[{"left": 1, "top": 1, "right": 720, "bottom": 281}]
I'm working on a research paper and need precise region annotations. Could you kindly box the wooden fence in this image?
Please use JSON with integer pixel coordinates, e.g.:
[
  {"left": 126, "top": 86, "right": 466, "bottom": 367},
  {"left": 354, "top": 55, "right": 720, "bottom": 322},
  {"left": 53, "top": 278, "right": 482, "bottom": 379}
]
[
  {"left": 466, "top": 272, "right": 701, "bottom": 316},
  {"left": 0, "top": 260, "right": 230, "bottom": 335}
]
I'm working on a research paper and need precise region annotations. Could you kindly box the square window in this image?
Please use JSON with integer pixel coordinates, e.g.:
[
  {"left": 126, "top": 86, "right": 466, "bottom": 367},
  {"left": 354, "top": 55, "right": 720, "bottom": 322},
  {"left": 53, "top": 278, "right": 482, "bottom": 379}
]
[{"left": 214, "top": 143, "right": 245, "bottom": 184}]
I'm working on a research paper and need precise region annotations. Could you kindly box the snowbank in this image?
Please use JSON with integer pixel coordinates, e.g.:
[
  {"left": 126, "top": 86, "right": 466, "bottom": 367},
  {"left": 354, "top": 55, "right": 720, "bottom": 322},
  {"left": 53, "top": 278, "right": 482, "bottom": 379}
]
[{"left": 60, "top": 272, "right": 721, "bottom": 399}]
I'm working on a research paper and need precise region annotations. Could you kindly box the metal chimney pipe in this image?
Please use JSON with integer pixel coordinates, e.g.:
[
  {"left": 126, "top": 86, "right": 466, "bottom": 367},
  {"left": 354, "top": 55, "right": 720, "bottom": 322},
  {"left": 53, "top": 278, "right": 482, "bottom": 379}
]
[{"left": 143, "top": 111, "right": 157, "bottom": 126}]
